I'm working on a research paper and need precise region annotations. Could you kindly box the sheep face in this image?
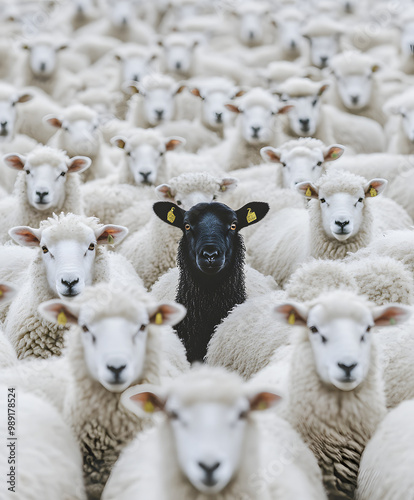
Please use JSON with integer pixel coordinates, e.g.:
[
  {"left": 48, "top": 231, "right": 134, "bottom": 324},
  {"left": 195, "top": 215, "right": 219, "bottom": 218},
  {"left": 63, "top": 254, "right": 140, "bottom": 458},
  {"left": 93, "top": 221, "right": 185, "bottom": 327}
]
[
  {"left": 400, "top": 22, "right": 414, "bottom": 57},
  {"left": 123, "top": 373, "right": 280, "bottom": 493},
  {"left": 10, "top": 221, "right": 128, "bottom": 299},
  {"left": 277, "top": 18, "right": 303, "bottom": 53},
  {"left": 239, "top": 104, "right": 278, "bottom": 144},
  {"left": 286, "top": 95, "right": 322, "bottom": 136},
  {"left": 3, "top": 153, "right": 90, "bottom": 211},
  {"left": 399, "top": 107, "right": 414, "bottom": 142},
  {"left": 23, "top": 42, "right": 67, "bottom": 78},
  {"left": 108, "top": 0, "right": 136, "bottom": 28},
  {"left": 0, "top": 92, "right": 32, "bottom": 142},
  {"left": 297, "top": 178, "right": 387, "bottom": 241},
  {"left": 308, "top": 35, "right": 339, "bottom": 68},
  {"left": 276, "top": 295, "right": 411, "bottom": 391},
  {"left": 196, "top": 88, "right": 237, "bottom": 130},
  {"left": 142, "top": 87, "right": 178, "bottom": 126},
  {"left": 163, "top": 40, "right": 195, "bottom": 75},
  {"left": 335, "top": 72, "right": 373, "bottom": 110},
  {"left": 73, "top": 0, "right": 96, "bottom": 15},
  {"left": 237, "top": 8, "right": 269, "bottom": 46},
  {"left": 121, "top": 55, "right": 152, "bottom": 84}
]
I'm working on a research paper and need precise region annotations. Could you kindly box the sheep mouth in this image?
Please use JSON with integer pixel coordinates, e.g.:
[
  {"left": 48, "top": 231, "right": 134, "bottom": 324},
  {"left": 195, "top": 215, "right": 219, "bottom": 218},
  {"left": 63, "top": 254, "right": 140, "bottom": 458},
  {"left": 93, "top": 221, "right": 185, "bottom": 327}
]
[
  {"left": 0, "top": 129, "right": 9, "bottom": 137},
  {"left": 60, "top": 290, "right": 81, "bottom": 298}
]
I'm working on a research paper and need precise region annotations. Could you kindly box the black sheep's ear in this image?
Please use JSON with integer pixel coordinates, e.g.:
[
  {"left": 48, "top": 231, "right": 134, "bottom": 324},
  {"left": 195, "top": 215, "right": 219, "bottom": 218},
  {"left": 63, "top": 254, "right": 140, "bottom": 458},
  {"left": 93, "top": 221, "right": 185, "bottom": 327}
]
[
  {"left": 236, "top": 202, "right": 269, "bottom": 230},
  {"left": 153, "top": 202, "right": 185, "bottom": 230}
]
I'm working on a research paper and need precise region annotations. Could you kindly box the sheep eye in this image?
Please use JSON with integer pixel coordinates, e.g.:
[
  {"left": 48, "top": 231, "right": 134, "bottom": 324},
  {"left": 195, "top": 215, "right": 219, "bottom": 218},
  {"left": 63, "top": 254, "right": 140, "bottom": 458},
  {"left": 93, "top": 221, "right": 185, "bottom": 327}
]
[
  {"left": 317, "top": 161, "right": 322, "bottom": 166},
  {"left": 310, "top": 326, "right": 318, "bottom": 333},
  {"left": 42, "top": 246, "right": 48, "bottom": 254},
  {"left": 230, "top": 222, "right": 237, "bottom": 231},
  {"left": 361, "top": 334, "right": 366, "bottom": 342},
  {"left": 366, "top": 325, "right": 371, "bottom": 333},
  {"left": 358, "top": 197, "right": 363, "bottom": 203},
  {"left": 88, "top": 243, "right": 95, "bottom": 251},
  {"left": 239, "top": 410, "right": 248, "bottom": 419},
  {"left": 26, "top": 170, "right": 30, "bottom": 175},
  {"left": 320, "top": 198, "right": 326, "bottom": 203},
  {"left": 176, "top": 200, "right": 182, "bottom": 206},
  {"left": 281, "top": 162, "right": 287, "bottom": 167},
  {"left": 312, "top": 99, "right": 318, "bottom": 106},
  {"left": 159, "top": 151, "right": 164, "bottom": 156},
  {"left": 126, "top": 151, "right": 131, "bottom": 157},
  {"left": 169, "top": 410, "right": 179, "bottom": 420},
  {"left": 213, "top": 195, "right": 217, "bottom": 200},
  {"left": 82, "top": 325, "right": 89, "bottom": 332},
  {"left": 185, "top": 223, "right": 191, "bottom": 231},
  {"left": 321, "top": 335, "right": 327, "bottom": 344},
  {"left": 139, "top": 324, "right": 146, "bottom": 331},
  {"left": 60, "top": 171, "right": 66, "bottom": 177}
]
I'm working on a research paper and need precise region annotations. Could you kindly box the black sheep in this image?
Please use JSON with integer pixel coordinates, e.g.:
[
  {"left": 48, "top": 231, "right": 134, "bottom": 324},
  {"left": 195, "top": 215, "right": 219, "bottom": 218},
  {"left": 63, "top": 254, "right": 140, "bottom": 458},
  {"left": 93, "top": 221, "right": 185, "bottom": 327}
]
[{"left": 153, "top": 201, "right": 269, "bottom": 363}]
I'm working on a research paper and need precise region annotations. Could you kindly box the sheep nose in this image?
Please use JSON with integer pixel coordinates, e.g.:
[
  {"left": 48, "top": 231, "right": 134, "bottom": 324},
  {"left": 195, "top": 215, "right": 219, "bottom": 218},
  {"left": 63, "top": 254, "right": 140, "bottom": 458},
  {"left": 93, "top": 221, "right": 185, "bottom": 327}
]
[
  {"left": 202, "top": 249, "right": 219, "bottom": 262},
  {"left": 335, "top": 220, "right": 350, "bottom": 229},
  {"left": 36, "top": 190, "right": 49, "bottom": 201},
  {"left": 290, "top": 39, "right": 297, "bottom": 49},
  {"left": 0, "top": 121, "right": 7, "bottom": 128},
  {"left": 351, "top": 95, "right": 359, "bottom": 105},
  {"left": 132, "top": 74, "right": 139, "bottom": 82},
  {"left": 61, "top": 278, "right": 79, "bottom": 289},
  {"left": 299, "top": 118, "right": 310, "bottom": 131},
  {"left": 320, "top": 56, "right": 328, "bottom": 67},
  {"left": 175, "top": 61, "right": 182, "bottom": 70},
  {"left": 155, "top": 109, "right": 164, "bottom": 120},
  {"left": 251, "top": 126, "right": 261, "bottom": 137},
  {"left": 215, "top": 112, "right": 223, "bottom": 123},
  {"left": 107, "top": 364, "right": 127, "bottom": 378},
  {"left": 198, "top": 461, "right": 221, "bottom": 481},
  {"left": 139, "top": 171, "right": 151, "bottom": 183},
  {"left": 249, "top": 31, "right": 255, "bottom": 40},
  {"left": 338, "top": 362, "right": 357, "bottom": 377},
  {"left": 410, "top": 43, "right": 414, "bottom": 54},
  {"left": 40, "top": 62, "right": 46, "bottom": 72}
]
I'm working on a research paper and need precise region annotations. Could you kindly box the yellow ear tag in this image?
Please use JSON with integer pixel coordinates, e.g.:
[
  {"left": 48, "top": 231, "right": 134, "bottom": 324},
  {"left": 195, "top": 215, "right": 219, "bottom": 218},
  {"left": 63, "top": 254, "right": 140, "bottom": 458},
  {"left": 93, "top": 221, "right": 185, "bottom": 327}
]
[
  {"left": 246, "top": 207, "right": 257, "bottom": 224},
  {"left": 57, "top": 311, "right": 67, "bottom": 326},
  {"left": 221, "top": 185, "right": 227, "bottom": 192},
  {"left": 167, "top": 207, "right": 176, "bottom": 224},
  {"left": 144, "top": 400, "right": 155, "bottom": 413},
  {"left": 0, "top": 289, "right": 3, "bottom": 297},
  {"left": 288, "top": 312, "right": 296, "bottom": 325},
  {"left": 155, "top": 312, "right": 163, "bottom": 325},
  {"left": 107, "top": 234, "right": 115, "bottom": 244},
  {"left": 305, "top": 187, "right": 312, "bottom": 197},
  {"left": 370, "top": 187, "right": 377, "bottom": 197},
  {"left": 390, "top": 318, "right": 396, "bottom": 325},
  {"left": 257, "top": 401, "right": 268, "bottom": 410}
]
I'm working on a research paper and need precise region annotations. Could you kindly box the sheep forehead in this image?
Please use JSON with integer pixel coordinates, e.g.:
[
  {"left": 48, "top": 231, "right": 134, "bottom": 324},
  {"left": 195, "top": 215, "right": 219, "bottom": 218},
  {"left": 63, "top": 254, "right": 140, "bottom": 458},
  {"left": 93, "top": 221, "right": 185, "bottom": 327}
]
[
  {"left": 41, "top": 221, "right": 96, "bottom": 246},
  {"left": 316, "top": 170, "right": 366, "bottom": 197},
  {"left": 278, "top": 77, "right": 321, "bottom": 98},
  {"left": 284, "top": 147, "right": 322, "bottom": 163},
  {"left": 26, "top": 147, "right": 69, "bottom": 168},
  {"left": 62, "top": 105, "right": 97, "bottom": 123},
  {"left": 165, "top": 33, "right": 194, "bottom": 48},
  {"left": 302, "top": 18, "right": 343, "bottom": 37},
  {"left": 280, "top": 137, "right": 326, "bottom": 152},
  {"left": 198, "top": 77, "right": 235, "bottom": 95},
  {"left": 116, "top": 44, "right": 149, "bottom": 59},
  {"left": 331, "top": 53, "right": 374, "bottom": 76},
  {"left": 238, "top": 2, "right": 268, "bottom": 15},
  {"left": 168, "top": 173, "right": 220, "bottom": 195},
  {"left": 236, "top": 88, "right": 277, "bottom": 110},
  {"left": 39, "top": 213, "right": 102, "bottom": 237},
  {"left": 308, "top": 292, "right": 372, "bottom": 326},
  {"left": 141, "top": 74, "right": 176, "bottom": 92},
  {"left": 127, "top": 131, "right": 164, "bottom": 150}
]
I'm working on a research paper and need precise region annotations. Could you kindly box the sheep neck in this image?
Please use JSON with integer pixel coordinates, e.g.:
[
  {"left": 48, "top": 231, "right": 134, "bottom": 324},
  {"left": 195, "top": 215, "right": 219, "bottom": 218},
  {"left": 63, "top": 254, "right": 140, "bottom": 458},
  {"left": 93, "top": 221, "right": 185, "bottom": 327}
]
[
  {"left": 175, "top": 234, "right": 246, "bottom": 363},
  {"left": 285, "top": 330, "right": 386, "bottom": 499},
  {"left": 309, "top": 200, "right": 373, "bottom": 260}
]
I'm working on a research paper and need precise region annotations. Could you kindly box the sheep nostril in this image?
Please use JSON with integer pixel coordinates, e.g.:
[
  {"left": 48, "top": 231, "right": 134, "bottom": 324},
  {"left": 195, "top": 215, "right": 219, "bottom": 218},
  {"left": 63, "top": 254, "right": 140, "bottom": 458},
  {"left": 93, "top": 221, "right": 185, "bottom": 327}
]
[
  {"left": 36, "top": 191, "right": 49, "bottom": 202},
  {"left": 335, "top": 220, "right": 350, "bottom": 229},
  {"left": 320, "top": 56, "right": 328, "bottom": 67},
  {"left": 107, "top": 364, "right": 127, "bottom": 378},
  {"left": 338, "top": 362, "right": 357, "bottom": 377},
  {"left": 61, "top": 278, "right": 79, "bottom": 289},
  {"left": 40, "top": 62, "right": 46, "bottom": 72},
  {"left": 155, "top": 109, "right": 164, "bottom": 120},
  {"left": 351, "top": 95, "right": 359, "bottom": 105},
  {"left": 175, "top": 61, "right": 182, "bottom": 70}
]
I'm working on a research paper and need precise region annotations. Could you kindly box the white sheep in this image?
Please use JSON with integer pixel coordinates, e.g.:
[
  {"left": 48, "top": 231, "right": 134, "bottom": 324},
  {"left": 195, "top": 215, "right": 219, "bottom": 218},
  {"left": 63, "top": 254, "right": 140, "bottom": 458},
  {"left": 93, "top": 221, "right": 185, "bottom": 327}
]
[
  {"left": 0, "top": 283, "right": 17, "bottom": 368},
  {"left": 38, "top": 282, "right": 188, "bottom": 499},
  {"left": 102, "top": 366, "right": 327, "bottom": 500},
  {"left": 45, "top": 104, "right": 115, "bottom": 182},
  {"left": 301, "top": 16, "right": 345, "bottom": 68},
  {"left": 0, "top": 146, "right": 91, "bottom": 243},
  {"left": 357, "top": 399, "right": 414, "bottom": 499},
  {"left": 266, "top": 291, "right": 410, "bottom": 498},
  {"left": 207, "top": 87, "right": 292, "bottom": 171},
  {"left": 246, "top": 169, "right": 411, "bottom": 287},
  {"left": 384, "top": 87, "right": 414, "bottom": 154},
  {"left": 117, "top": 172, "right": 238, "bottom": 289},
  {"left": 2, "top": 212, "right": 136, "bottom": 359},
  {"left": 0, "top": 385, "right": 87, "bottom": 500},
  {"left": 277, "top": 77, "right": 386, "bottom": 154}
]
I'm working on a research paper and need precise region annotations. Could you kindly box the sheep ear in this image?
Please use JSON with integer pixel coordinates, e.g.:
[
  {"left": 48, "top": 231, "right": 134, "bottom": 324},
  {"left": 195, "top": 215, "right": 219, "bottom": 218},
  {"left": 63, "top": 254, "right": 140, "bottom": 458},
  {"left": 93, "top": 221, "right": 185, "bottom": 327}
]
[
  {"left": 95, "top": 225, "right": 128, "bottom": 246},
  {"left": 149, "top": 302, "right": 187, "bottom": 326},
  {"left": 44, "top": 115, "right": 63, "bottom": 129},
  {"left": 175, "top": 85, "right": 186, "bottom": 95},
  {"left": 121, "top": 385, "right": 166, "bottom": 416},
  {"left": 235, "top": 202, "right": 270, "bottom": 230},
  {"left": 123, "top": 83, "right": 140, "bottom": 95},
  {"left": 219, "top": 177, "right": 238, "bottom": 193},
  {"left": 165, "top": 136, "right": 186, "bottom": 151},
  {"left": 15, "top": 93, "right": 33, "bottom": 104},
  {"left": 318, "top": 83, "right": 330, "bottom": 96},
  {"left": 274, "top": 303, "right": 308, "bottom": 326},
  {"left": 364, "top": 179, "right": 387, "bottom": 198},
  {"left": 225, "top": 103, "right": 241, "bottom": 114},
  {"left": 296, "top": 181, "right": 319, "bottom": 199},
  {"left": 111, "top": 136, "right": 127, "bottom": 149},
  {"left": 67, "top": 156, "right": 91, "bottom": 174},
  {"left": 8, "top": 226, "right": 41, "bottom": 247},
  {"left": 3, "top": 153, "right": 26, "bottom": 170},
  {"left": 233, "top": 89, "right": 246, "bottom": 98},
  {"left": 190, "top": 88, "right": 201, "bottom": 98},
  {"left": 114, "top": 54, "right": 122, "bottom": 61},
  {"left": 155, "top": 184, "right": 174, "bottom": 200},
  {"left": 323, "top": 145, "right": 344, "bottom": 162},
  {"left": 38, "top": 300, "right": 79, "bottom": 326},
  {"left": 0, "top": 283, "right": 17, "bottom": 304},
  {"left": 260, "top": 146, "right": 281, "bottom": 163},
  {"left": 153, "top": 202, "right": 185, "bottom": 230},
  {"left": 57, "top": 43, "right": 68, "bottom": 51},
  {"left": 249, "top": 391, "right": 282, "bottom": 411},
  {"left": 372, "top": 305, "right": 412, "bottom": 326},
  {"left": 277, "top": 104, "right": 294, "bottom": 115},
  {"left": 371, "top": 64, "right": 380, "bottom": 73}
]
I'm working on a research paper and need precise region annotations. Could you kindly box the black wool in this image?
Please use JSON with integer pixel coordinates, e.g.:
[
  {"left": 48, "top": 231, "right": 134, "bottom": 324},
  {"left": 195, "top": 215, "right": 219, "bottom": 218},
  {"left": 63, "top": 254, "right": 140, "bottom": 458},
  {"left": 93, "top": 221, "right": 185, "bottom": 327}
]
[{"left": 175, "top": 233, "right": 247, "bottom": 363}]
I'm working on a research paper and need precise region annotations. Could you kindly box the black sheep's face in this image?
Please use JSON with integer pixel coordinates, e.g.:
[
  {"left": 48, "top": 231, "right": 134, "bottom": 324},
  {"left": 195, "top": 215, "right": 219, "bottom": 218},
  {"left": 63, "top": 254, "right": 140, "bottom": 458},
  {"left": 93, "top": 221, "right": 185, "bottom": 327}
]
[
  {"left": 184, "top": 204, "right": 239, "bottom": 275},
  {"left": 153, "top": 201, "right": 270, "bottom": 277}
]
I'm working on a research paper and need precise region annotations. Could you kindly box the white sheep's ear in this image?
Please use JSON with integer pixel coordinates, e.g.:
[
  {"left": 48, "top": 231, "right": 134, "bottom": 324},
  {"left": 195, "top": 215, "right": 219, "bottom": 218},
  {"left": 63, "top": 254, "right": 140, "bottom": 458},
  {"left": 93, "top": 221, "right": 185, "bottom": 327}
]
[
  {"left": 14, "top": 92, "right": 33, "bottom": 104},
  {"left": 190, "top": 88, "right": 202, "bottom": 98},
  {"left": 8, "top": 226, "right": 41, "bottom": 247},
  {"left": 121, "top": 384, "right": 167, "bottom": 416},
  {"left": 155, "top": 184, "right": 174, "bottom": 200},
  {"left": 225, "top": 103, "right": 241, "bottom": 114},
  {"left": 0, "top": 283, "right": 17, "bottom": 304},
  {"left": 233, "top": 88, "right": 247, "bottom": 98},
  {"left": 148, "top": 302, "right": 187, "bottom": 326},
  {"left": 372, "top": 304, "right": 412, "bottom": 327},
  {"left": 296, "top": 181, "right": 319, "bottom": 199},
  {"left": 3, "top": 153, "right": 26, "bottom": 170},
  {"left": 111, "top": 136, "right": 127, "bottom": 150},
  {"left": 175, "top": 84, "right": 186, "bottom": 95},
  {"left": 67, "top": 156, "right": 91, "bottom": 174},
  {"left": 274, "top": 302, "right": 308, "bottom": 326},
  {"left": 364, "top": 179, "right": 387, "bottom": 198},
  {"left": 260, "top": 146, "right": 281, "bottom": 164},
  {"left": 95, "top": 225, "right": 128, "bottom": 246},
  {"left": 44, "top": 115, "right": 63, "bottom": 129},
  {"left": 248, "top": 391, "right": 282, "bottom": 411},
  {"left": 323, "top": 145, "right": 344, "bottom": 162},
  {"left": 318, "top": 82, "right": 330, "bottom": 96},
  {"left": 165, "top": 136, "right": 186, "bottom": 151},
  {"left": 38, "top": 299, "right": 80, "bottom": 326},
  {"left": 122, "top": 82, "right": 140, "bottom": 95},
  {"left": 219, "top": 177, "right": 238, "bottom": 193}
]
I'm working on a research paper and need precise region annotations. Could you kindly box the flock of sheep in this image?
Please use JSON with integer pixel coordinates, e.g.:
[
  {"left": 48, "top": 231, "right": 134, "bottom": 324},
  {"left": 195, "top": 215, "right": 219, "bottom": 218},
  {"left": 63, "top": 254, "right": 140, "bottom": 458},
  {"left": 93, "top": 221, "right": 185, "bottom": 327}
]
[{"left": 1, "top": 0, "right": 414, "bottom": 499}]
